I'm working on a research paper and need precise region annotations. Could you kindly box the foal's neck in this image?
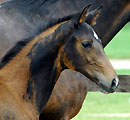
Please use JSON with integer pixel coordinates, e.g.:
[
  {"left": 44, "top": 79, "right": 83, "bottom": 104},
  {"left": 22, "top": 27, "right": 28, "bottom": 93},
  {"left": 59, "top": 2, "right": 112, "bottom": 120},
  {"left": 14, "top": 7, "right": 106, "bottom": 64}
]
[
  {"left": 28, "top": 21, "right": 75, "bottom": 113},
  {"left": 0, "top": 20, "right": 73, "bottom": 113}
]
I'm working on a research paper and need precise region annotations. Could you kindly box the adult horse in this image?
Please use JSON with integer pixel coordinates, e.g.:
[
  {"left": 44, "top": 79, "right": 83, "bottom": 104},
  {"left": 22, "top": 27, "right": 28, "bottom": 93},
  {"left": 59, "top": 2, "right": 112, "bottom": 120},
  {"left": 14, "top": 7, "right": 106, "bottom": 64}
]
[
  {"left": 0, "top": 0, "right": 129, "bottom": 61},
  {"left": 0, "top": 6, "right": 118, "bottom": 119}
]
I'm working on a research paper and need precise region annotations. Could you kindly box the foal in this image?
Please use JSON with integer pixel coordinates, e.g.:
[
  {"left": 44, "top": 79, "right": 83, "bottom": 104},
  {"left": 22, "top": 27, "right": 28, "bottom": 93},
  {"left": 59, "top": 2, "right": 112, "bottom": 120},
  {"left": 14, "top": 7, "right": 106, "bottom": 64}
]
[
  {"left": 40, "top": 6, "right": 119, "bottom": 120},
  {"left": 0, "top": 5, "right": 118, "bottom": 120}
]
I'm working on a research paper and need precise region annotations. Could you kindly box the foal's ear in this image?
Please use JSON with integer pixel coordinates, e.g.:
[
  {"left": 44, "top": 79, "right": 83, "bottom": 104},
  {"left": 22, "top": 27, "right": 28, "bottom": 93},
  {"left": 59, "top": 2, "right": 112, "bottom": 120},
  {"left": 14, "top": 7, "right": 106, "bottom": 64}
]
[
  {"left": 77, "top": 4, "right": 92, "bottom": 25},
  {"left": 85, "top": 6, "right": 102, "bottom": 26}
]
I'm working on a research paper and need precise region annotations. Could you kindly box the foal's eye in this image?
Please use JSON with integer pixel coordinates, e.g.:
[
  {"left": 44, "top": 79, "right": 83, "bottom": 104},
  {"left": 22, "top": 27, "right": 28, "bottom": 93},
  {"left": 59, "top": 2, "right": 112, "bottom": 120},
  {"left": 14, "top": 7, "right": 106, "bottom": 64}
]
[{"left": 82, "top": 41, "right": 92, "bottom": 48}]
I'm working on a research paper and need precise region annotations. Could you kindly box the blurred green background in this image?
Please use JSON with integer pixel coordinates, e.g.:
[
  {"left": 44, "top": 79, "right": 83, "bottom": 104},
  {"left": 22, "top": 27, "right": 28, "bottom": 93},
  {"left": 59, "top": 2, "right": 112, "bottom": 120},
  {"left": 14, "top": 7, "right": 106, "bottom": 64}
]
[
  {"left": 105, "top": 23, "right": 130, "bottom": 59},
  {"left": 72, "top": 23, "right": 130, "bottom": 120}
]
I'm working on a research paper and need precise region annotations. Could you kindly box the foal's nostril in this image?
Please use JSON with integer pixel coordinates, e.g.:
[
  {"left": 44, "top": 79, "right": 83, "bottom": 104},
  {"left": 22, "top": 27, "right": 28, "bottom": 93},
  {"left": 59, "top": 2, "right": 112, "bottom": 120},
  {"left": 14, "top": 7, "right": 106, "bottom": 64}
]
[
  {"left": 111, "top": 79, "right": 116, "bottom": 87},
  {"left": 110, "top": 78, "right": 118, "bottom": 90}
]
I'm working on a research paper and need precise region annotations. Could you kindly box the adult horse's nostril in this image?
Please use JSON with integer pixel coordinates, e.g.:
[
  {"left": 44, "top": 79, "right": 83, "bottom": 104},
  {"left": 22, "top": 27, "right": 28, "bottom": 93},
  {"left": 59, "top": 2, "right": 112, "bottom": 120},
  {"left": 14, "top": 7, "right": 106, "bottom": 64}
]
[{"left": 110, "top": 78, "right": 119, "bottom": 91}]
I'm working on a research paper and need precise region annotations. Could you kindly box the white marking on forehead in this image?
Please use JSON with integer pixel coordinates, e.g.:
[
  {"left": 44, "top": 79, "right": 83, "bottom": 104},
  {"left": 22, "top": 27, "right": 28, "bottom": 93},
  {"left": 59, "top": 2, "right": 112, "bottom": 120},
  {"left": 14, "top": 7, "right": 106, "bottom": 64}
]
[{"left": 92, "top": 29, "right": 99, "bottom": 40}]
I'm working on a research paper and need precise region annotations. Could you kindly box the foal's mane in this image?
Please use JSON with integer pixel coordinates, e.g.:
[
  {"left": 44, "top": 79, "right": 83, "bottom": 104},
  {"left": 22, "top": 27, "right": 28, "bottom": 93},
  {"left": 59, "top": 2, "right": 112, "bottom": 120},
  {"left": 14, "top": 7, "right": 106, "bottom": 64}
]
[{"left": 0, "top": 15, "right": 74, "bottom": 68}]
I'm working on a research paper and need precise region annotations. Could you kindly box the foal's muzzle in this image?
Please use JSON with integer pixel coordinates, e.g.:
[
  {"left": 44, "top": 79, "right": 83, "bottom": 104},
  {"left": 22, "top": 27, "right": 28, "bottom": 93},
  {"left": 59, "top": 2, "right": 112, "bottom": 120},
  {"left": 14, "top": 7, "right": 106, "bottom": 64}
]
[
  {"left": 100, "top": 77, "right": 119, "bottom": 93},
  {"left": 109, "top": 78, "right": 119, "bottom": 93}
]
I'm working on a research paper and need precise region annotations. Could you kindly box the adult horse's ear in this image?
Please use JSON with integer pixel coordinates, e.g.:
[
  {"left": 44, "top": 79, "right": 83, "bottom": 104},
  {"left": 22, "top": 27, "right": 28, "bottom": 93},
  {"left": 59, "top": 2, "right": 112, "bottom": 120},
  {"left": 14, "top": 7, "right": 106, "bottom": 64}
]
[{"left": 85, "top": 6, "right": 103, "bottom": 26}]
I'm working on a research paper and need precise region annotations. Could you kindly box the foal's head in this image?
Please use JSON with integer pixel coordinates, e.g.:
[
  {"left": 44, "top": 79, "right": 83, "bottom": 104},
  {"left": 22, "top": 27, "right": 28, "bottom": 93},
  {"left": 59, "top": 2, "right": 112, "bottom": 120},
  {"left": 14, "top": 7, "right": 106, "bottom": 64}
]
[{"left": 61, "top": 6, "right": 119, "bottom": 93}]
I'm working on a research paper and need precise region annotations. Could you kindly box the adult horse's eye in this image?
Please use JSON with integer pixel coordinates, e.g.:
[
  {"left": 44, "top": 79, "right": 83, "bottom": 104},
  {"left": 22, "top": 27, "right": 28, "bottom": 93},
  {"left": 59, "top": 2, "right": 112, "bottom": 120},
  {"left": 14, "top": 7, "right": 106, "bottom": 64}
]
[{"left": 82, "top": 41, "right": 92, "bottom": 48}]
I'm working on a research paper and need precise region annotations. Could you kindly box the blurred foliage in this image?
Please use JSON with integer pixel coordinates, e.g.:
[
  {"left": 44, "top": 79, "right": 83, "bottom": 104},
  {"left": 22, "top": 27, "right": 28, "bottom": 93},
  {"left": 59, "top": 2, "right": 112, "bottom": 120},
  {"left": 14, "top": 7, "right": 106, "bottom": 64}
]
[{"left": 105, "top": 23, "right": 130, "bottom": 59}]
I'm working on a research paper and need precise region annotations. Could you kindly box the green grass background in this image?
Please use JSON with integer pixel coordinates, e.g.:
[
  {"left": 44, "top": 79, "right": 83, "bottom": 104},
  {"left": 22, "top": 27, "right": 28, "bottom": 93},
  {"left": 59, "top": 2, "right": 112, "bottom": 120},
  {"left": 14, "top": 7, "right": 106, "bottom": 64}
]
[
  {"left": 116, "top": 69, "right": 130, "bottom": 74},
  {"left": 72, "top": 23, "right": 130, "bottom": 120},
  {"left": 104, "top": 23, "right": 130, "bottom": 59},
  {"left": 73, "top": 92, "right": 130, "bottom": 120}
]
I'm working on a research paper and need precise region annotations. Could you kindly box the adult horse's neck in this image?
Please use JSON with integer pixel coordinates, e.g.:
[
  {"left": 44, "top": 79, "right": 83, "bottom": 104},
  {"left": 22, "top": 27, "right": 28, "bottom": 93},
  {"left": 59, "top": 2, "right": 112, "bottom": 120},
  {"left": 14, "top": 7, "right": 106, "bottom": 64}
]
[
  {"left": 93, "top": 0, "right": 130, "bottom": 47},
  {"left": 5, "top": 0, "right": 130, "bottom": 47}
]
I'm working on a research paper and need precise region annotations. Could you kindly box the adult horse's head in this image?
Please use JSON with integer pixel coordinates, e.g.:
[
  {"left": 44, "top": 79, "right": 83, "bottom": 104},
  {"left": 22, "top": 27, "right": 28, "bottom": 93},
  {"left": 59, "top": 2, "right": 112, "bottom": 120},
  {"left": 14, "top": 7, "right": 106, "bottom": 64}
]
[{"left": 61, "top": 6, "right": 119, "bottom": 93}]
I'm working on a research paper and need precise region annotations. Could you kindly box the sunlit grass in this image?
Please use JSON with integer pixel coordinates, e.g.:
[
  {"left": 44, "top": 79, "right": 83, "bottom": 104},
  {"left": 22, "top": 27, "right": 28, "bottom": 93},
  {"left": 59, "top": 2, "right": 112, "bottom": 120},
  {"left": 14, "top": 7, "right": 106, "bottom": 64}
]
[
  {"left": 72, "top": 92, "right": 130, "bottom": 120},
  {"left": 116, "top": 69, "right": 130, "bottom": 74}
]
